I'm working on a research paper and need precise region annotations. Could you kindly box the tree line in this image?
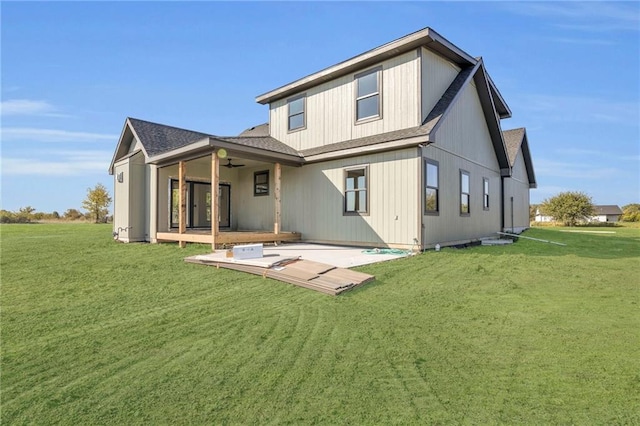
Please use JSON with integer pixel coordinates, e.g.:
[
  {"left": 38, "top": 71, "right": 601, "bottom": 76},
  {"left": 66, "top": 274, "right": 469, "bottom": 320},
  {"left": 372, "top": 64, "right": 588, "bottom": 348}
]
[
  {"left": 1, "top": 184, "right": 112, "bottom": 224},
  {"left": 531, "top": 191, "right": 639, "bottom": 225}
]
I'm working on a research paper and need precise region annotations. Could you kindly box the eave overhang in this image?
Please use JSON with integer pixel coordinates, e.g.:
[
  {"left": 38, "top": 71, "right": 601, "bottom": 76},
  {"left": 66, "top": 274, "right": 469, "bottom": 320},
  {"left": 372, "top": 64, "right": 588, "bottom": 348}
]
[
  {"left": 256, "top": 27, "right": 476, "bottom": 105},
  {"left": 108, "top": 118, "right": 150, "bottom": 175},
  {"left": 146, "top": 137, "right": 304, "bottom": 167}
]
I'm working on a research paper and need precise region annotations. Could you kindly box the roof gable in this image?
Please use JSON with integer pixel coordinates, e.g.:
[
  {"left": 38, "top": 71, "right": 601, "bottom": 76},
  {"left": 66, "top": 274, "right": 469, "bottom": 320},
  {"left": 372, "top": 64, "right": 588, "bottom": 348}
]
[
  {"left": 426, "top": 60, "right": 511, "bottom": 172},
  {"left": 502, "top": 127, "right": 537, "bottom": 188},
  {"left": 255, "top": 27, "right": 509, "bottom": 118},
  {"left": 110, "top": 118, "right": 303, "bottom": 173},
  {"left": 594, "top": 205, "right": 622, "bottom": 215}
]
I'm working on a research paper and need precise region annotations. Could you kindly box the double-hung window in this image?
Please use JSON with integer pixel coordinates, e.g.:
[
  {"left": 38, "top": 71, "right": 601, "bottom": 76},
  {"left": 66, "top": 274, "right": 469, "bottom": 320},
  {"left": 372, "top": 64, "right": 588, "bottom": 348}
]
[
  {"left": 254, "top": 170, "right": 269, "bottom": 196},
  {"left": 287, "top": 95, "right": 305, "bottom": 131},
  {"left": 344, "top": 166, "right": 368, "bottom": 214},
  {"left": 483, "top": 178, "right": 490, "bottom": 210},
  {"left": 424, "top": 159, "right": 439, "bottom": 214},
  {"left": 460, "top": 170, "right": 470, "bottom": 215},
  {"left": 355, "top": 68, "right": 381, "bottom": 122}
]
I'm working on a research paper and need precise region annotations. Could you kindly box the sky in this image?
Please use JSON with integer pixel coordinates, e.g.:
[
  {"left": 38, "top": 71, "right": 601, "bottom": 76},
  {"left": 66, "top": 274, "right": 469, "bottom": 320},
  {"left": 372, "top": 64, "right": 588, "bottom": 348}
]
[{"left": 1, "top": 1, "right": 639, "bottom": 213}]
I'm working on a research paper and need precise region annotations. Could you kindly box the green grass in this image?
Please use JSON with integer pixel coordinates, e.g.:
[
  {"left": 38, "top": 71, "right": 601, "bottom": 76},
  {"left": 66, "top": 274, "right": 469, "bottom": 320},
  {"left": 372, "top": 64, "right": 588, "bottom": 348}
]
[{"left": 2, "top": 224, "right": 639, "bottom": 424}]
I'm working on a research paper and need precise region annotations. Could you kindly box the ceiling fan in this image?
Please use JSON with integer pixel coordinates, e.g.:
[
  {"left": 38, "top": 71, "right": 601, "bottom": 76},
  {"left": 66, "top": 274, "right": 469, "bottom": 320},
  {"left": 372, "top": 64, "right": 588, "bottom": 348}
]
[{"left": 223, "top": 158, "right": 245, "bottom": 168}]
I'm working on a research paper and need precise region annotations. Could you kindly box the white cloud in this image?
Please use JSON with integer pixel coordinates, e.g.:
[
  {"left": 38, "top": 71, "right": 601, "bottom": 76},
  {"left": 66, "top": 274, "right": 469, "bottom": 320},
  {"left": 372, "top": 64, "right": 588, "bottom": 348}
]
[
  {"left": 0, "top": 99, "right": 69, "bottom": 117},
  {"left": 513, "top": 94, "right": 639, "bottom": 125},
  {"left": 1, "top": 127, "right": 118, "bottom": 143},
  {"left": 555, "top": 148, "right": 640, "bottom": 162},
  {"left": 503, "top": 2, "right": 640, "bottom": 32},
  {"left": 1, "top": 151, "right": 112, "bottom": 176},
  {"left": 543, "top": 37, "right": 614, "bottom": 46},
  {"left": 534, "top": 158, "right": 618, "bottom": 179}
]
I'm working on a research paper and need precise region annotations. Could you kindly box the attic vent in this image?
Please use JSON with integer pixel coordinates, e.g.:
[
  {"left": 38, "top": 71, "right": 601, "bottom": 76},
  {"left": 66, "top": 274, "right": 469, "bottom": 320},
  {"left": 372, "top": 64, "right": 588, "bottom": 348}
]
[{"left": 117, "top": 172, "right": 124, "bottom": 183}]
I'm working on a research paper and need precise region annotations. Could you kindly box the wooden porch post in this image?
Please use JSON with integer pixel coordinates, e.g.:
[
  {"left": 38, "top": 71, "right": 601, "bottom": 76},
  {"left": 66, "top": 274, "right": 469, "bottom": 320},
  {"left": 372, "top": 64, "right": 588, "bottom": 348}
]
[
  {"left": 274, "top": 162, "right": 281, "bottom": 235},
  {"left": 211, "top": 151, "right": 219, "bottom": 251},
  {"left": 178, "top": 160, "right": 186, "bottom": 248}
]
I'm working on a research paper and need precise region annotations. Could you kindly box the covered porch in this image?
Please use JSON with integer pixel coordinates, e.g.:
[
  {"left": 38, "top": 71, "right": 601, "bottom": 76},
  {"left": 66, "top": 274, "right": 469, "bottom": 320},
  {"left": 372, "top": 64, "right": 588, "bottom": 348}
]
[{"left": 150, "top": 137, "right": 303, "bottom": 249}]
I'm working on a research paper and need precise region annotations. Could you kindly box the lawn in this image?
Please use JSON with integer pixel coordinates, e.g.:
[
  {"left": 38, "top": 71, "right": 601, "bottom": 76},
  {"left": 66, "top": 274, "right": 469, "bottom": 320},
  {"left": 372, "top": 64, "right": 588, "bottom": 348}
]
[{"left": 1, "top": 223, "right": 638, "bottom": 424}]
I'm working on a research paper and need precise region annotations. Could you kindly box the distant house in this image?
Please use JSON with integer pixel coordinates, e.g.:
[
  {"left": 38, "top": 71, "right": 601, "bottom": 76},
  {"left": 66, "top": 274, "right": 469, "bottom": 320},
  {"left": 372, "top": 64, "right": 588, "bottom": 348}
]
[
  {"left": 591, "top": 205, "right": 623, "bottom": 223},
  {"left": 534, "top": 209, "right": 553, "bottom": 223},
  {"left": 109, "top": 27, "right": 536, "bottom": 250}
]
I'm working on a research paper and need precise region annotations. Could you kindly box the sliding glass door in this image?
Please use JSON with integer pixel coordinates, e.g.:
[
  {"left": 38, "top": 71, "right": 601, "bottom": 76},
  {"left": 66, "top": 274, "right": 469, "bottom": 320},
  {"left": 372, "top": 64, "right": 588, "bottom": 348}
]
[{"left": 170, "top": 180, "right": 230, "bottom": 229}]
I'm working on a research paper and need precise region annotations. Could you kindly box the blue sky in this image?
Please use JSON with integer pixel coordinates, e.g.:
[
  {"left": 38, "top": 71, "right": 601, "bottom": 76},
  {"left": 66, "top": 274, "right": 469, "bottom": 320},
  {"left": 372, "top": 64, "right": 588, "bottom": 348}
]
[{"left": 1, "top": 1, "right": 638, "bottom": 213}]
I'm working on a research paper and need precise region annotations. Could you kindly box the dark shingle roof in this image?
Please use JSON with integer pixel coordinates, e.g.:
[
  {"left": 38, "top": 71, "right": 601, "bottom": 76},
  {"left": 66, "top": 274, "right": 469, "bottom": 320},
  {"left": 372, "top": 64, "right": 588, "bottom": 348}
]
[
  {"left": 216, "top": 135, "right": 300, "bottom": 157},
  {"left": 594, "top": 205, "right": 623, "bottom": 215},
  {"left": 422, "top": 66, "right": 475, "bottom": 130},
  {"left": 128, "top": 118, "right": 300, "bottom": 159},
  {"left": 503, "top": 128, "right": 526, "bottom": 167},
  {"left": 128, "top": 118, "right": 211, "bottom": 157},
  {"left": 238, "top": 123, "right": 269, "bottom": 137},
  {"left": 300, "top": 126, "right": 429, "bottom": 157}
]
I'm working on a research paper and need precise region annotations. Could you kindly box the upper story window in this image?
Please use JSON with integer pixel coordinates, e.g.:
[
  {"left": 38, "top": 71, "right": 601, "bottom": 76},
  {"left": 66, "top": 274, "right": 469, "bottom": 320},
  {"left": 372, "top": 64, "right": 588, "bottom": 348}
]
[
  {"left": 425, "top": 159, "right": 439, "bottom": 214},
  {"left": 355, "top": 68, "right": 381, "bottom": 122},
  {"left": 460, "top": 170, "right": 470, "bottom": 215},
  {"left": 287, "top": 95, "right": 306, "bottom": 131},
  {"left": 344, "top": 166, "right": 369, "bottom": 215}
]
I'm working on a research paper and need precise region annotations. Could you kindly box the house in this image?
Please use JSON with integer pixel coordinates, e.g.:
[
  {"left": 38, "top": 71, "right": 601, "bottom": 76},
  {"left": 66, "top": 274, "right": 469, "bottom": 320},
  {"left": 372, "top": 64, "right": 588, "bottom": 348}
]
[
  {"left": 503, "top": 128, "right": 536, "bottom": 232},
  {"left": 534, "top": 209, "right": 553, "bottom": 223},
  {"left": 109, "top": 27, "right": 536, "bottom": 250},
  {"left": 591, "top": 205, "right": 623, "bottom": 223}
]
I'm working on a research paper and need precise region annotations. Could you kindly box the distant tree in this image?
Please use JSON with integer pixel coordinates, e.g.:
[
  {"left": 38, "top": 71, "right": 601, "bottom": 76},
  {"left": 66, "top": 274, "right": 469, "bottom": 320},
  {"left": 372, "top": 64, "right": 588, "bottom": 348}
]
[
  {"left": 621, "top": 203, "right": 640, "bottom": 222},
  {"left": 51, "top": 211, "right": 60, "bottom": 219},
  {"left": 529, "top": 204, "right": 539, "bottom": 222},
  {"left": 540, "top": 191, "right": 594, "bottom": 226},
  {"left": 0, "top": 210, "right": 16, "bottom": 223},
  {"left": 82, "top": 183, "right": 112, "bottom": 223},
  {"left": 17, "top": 206, "right": 36, "bottom": 222},
  {"left": 64, "top": 208, "right": 84, "bottom": 220}
]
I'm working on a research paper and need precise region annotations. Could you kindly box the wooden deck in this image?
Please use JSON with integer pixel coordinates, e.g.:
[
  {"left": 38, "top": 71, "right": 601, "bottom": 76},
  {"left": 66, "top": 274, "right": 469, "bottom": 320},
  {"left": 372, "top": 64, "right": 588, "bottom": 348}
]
[{"left": 156, "top": 230, "right": 301, "bottom": 246}]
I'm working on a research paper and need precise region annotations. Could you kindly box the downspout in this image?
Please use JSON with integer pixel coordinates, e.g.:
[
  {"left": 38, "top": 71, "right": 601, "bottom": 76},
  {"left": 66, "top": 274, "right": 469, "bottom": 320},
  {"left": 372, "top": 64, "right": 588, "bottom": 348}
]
[
  {"left": 500, "top": 177, "right": 505, "bottom": 231},
  {"left": 417, "top": 145, "right": 424, "bottom": 252},
  {"left": 510, "top": 196, "right": 514, "bottom": 233}
]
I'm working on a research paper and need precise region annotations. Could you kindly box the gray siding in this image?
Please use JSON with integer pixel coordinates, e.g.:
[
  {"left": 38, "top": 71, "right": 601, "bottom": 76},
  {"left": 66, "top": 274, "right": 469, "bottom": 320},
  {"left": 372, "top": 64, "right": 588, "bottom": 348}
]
[
  {"left": 113, "top": 160, "right": 130, "bottom": 240},
  {"left": 422, "top": 81, "right": 502, "bottom": 247},
  {"left": 503, "top": 150, "right": 531, "bottom": 232},
  {"left": 269, "top": 50, "right": 420, "bottom": 151},
  {"left": 236, "top": 165, "right": 275, "bottom": 231},
  {"left": 420, "top": 47, "right": 460, "bottom": 121},
  {"left": 282, "top": 148, "right": 420, "bottom": 248},
  {"left": 113, "top": 151, "right": 147, "bottom": 242}
]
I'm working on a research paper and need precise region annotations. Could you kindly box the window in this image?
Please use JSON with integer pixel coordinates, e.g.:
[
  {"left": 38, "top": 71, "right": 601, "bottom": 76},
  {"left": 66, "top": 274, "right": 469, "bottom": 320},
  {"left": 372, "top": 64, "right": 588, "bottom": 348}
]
[
  {"left": 460, "top": 170, "right": 470, "bottom": 215},
  {"left": 424, "top": 159, "right": 439, "bottom": 214},
  {"left": 483, "top": 178, "right": 490, "bottom": 210},
  {"left": 344, "top": 166, "right": 368, "bottom": 214},
  {"left": 287, "top": 95, "right": 305, "bottom": 131},
  {"left": 355, "top": 68, "right": 381, "bottom": 122},
  {"left": 254, "top": 170, "right": 269, "bottom": 196}
]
